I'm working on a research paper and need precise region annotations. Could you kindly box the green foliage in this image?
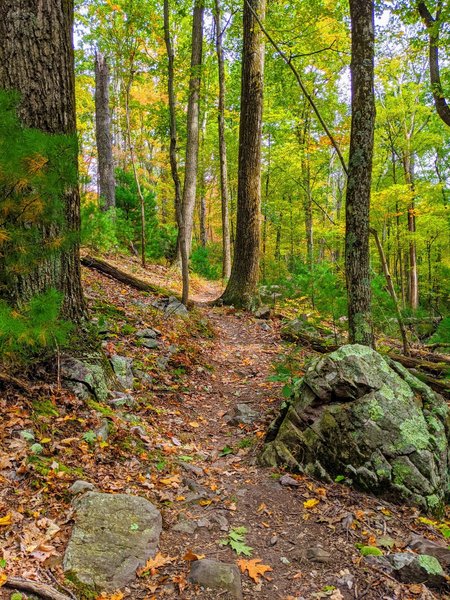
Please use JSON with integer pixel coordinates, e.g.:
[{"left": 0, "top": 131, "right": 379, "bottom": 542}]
[
  {"left": 356, "top": 545, "right": 383, "bottom": 557},
  {"left": 0, "top": 90, "right": 77, "bottom": 285},
  {"left": 81, "top": 202, "right": 119, "bottom": 252},
  {"left": 429, "top": 317, "right": 450, "bottom": 344},
  {"left": 0, "top": 289, "right": 72, "bottom": 362},
  {"left": 219, "top": 526, "right": 253, "bottom": 556},
  {"left": 190, "top": 244, "right": 222, "bottom": 280}
]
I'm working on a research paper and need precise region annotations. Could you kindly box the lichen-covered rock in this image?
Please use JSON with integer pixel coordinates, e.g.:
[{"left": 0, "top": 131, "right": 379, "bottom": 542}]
[
  {"left": 61, "top": 358, "right": 110, "bottom": 402},
  {"left": 110, "top": 355, "right": 134, "bottom": 389},
  {"left": 260, "top": 345, "right": 449, "bottom": 515},
  {"left": 63, "top": 492, "right": 162, "bottom": 593}
]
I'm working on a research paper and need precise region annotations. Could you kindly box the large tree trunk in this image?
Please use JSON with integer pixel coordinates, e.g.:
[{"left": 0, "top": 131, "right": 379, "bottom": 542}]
[
  {"left": 220, "top": 0, "right": 266, "bottom": 308},
  {"left": 95, "top": 51, "right": 116, "bottom": 211},
  {"left": 345, "top": 0, "right": 375, "bottom": 346},
  {"left": 163, "top": 0, "right": 183, "bottom": 257},
  {"left": 214, "top": 0, "right": 231, "bottom": 279},
  {"left": 0, "top": 0, "right": 85, "bottom": 322},
  {"left": 179, "top": 0, "right": 204, "bottom": 305}
]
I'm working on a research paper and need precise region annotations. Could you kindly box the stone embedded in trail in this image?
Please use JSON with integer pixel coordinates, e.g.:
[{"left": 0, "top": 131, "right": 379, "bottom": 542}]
[
  {"left": 226, "top": 403, "right": 258, "bottom": 425},
  {"left": 408, "top": 535, "right": 450, "bottom": 570},
  {"left": 63, "top": 492, "right": 162, "bottom": 593},
  {"left": 189, "top": 559, "right": 243, "bottom": 599},
  {"left": 383, "top": 553, "right": 446, "bottom": 587},
  {"left": 69, "top": 480, "right": 96, "bottom": 495},
  {"left": 110, "top": 355, "right": 134, "bottom": 388},
  {"left": 260, "top": 344, "right": 449, "bottom": 515}
]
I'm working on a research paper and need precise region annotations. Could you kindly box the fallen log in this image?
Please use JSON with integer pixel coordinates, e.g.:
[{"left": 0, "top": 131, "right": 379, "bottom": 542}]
[
  {"left": 5, "top": 576, "right": 73, "bottom": 600},
  {"left": 388, "top": 353, "right": 449, "bottom": 377},
  {"left": 81, "top": 255, "right": 168, "bottom": 295}
]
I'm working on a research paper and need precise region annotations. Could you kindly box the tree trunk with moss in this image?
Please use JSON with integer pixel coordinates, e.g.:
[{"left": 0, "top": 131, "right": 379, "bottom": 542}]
[
  {"left": 220, "top": 0, "right": 266, "bottom": 308},
  {"left": 0, "top": 0, "right": 85, "bottom": 322},
  {"left": 345, "top": 0, "right": 375, "bottom": 346}
]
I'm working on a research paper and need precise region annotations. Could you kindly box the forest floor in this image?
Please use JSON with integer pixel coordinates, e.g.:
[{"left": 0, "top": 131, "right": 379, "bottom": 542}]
[{"left": 0, "top": 255, "right": 448, "bottom": 600}]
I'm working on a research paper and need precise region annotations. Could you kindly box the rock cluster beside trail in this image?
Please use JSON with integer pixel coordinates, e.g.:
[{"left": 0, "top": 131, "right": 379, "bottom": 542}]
[
  {"left": 63, "top": 492, "right": 162, "bottom": 592},
  {"left": 260, "top": 344, "right": 449, "bottom": 515}
]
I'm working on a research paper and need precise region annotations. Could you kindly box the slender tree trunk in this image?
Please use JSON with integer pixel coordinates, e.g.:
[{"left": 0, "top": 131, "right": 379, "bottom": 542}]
[
  {"left": 199, "top": 112, "right": 207, "bottom": 248},
  {"left": 0, "top": 0, "right": 84, "bottom": 322},
  {"left": 402, "top": 151, "right": 419, "bottom": 310},
  {"left": 261, "top": 132, "right": 271, "bottom": 282},
  {"left": 345, "top": 0, "right": 375, "bottom": 346},
  {"left": 221, "top": 0, "right": 266, "bottom": 308},
  {"left": 214, "top": 0, "right": 231, "bottom": 279},
  {"left": 163, "top": 0, "right": 183, "bottom": 261},
  {"left": 370, "top": 228, "right": 409, "bottom": 354},
  {"left": 418, "top": 1, "right": 450, "bottom": 127},
  {"left": 95, "top": 51, "right": 116, "bottom": 211},
  {"left": 180, "top": 0, "right": 204, "bottom": 305},
  {"left": 124, "top": 74, "right": 146, "bottom": 269}
]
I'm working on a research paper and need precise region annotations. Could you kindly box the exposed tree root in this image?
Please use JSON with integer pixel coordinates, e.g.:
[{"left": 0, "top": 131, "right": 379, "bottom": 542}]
[{"left": 5, "top": 577, "right": 73, "bottom": 600}]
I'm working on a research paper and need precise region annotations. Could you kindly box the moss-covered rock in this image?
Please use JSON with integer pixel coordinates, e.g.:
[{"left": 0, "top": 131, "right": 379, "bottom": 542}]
[
  {"left": 63, "top": 492, "right": 162, "bottom": 594},
  {"left": 260, "top": 344, "right": 449, "bottom": 515}
]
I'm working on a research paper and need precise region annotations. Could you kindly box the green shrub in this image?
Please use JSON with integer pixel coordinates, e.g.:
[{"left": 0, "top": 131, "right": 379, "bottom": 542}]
[
  {"left": 191, "top": 244, "right": 222, "bottom": 280},
  {"left": 0, "top": 289, "right": 72, "bottom": 361}
]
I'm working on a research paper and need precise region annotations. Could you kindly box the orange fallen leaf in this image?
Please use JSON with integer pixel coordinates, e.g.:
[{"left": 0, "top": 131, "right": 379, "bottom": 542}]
[
  {"left": 199, "top": 499, "right": 212, "bottom": 506},
  {"left": 183, "top": 549, "right": 205, "bottom": 561},
  {"left": 303, "top": 499, "right": 320, "bottom": 509},
  {"left": 0, "top": 573, "right": 7, "bottom": 587},
  {"left": 137, "top": 552, "right": 175, "bottom": 577},
  {"left": 0, "top": 514, "right": 12, "bottom": 526},
  {"left": 159, "top": 475, "right": 181, "bottom": 487},
  {"left": 409, "top": 584, "right": 424, "bottom": 595},
  {"left": 96, "top": 592, "right": 124, "bottom": 600},
  {"left": 237, "top": 558, "right": 273, "bottom": 583},
  {"left": 189, "top": 421, "right": 200, "bottom": 428}
]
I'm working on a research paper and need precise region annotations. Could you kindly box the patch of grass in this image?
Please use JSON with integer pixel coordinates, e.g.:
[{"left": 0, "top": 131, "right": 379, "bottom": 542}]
[
  {"left": 32, "top": 398, "right": 59, "bottom": 418},
  {"left": 86, "top": 398, "right": 114, "bottom": 418}
]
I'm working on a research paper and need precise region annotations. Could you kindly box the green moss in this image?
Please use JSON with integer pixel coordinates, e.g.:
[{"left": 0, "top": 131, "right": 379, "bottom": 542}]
[
  {"left": 400, "top": 417, "right": 430, "bottom": 451},
  {"left": 392, "top": 460, "right": 412, "bottom": 485},
  {"left": 367, "top": 398, "right": 384, "bottom": 421},
  {"left": 86, "top": 399, "right": 114, "bottom": 417},
  {"left": 32, "top": 398, "right": 59, "bottom": 417},
  {"left": 417, "top": 554, "right": 444, "bottom": 575},
  {"left": 64, "top": 572, "right": 97, "bottom": 599}
]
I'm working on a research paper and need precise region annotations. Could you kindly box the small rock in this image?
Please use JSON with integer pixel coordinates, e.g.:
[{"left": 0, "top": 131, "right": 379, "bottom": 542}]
[
  {"left": 259, "top": 321, "right": 271, "bottom": 331},
  {"left": 136, "top": 328, "right": 159, "bottom": 339},
  {"left": 226, "top": 403, "right": 258, "bottom": 426},
  {"left": 384, "top": 553, "right": 446, "bottom": 587},
  {"left": 165, "top": 297, "right": 188, "bottom": 317},
  {"left": 172, "top": 517, "right": 197, "bottom": 534},
  {"left": 279, "top": 474, "right": 300, "bottom": 487},
  {"left": 133, "top": 368, "right": 153, "bottom": 384},
  {"left": 254, "top": 306, "right": 271, "bottom": 319},
  {"left": 69, "top": 480, "right": 96, "bottom": 495},
  {"left": 306, "top": 545, "right": 332, "bottom": 563},
  {"left": 142, "top": 338, "right": 160, "bottom": 350},
  {"left": 280, "top": 556, "right": 291, "bottom": 565},
  {"left": 270, "top": 535, "right": 278, "bottom": 546},
  {"left": 108, "top": 392, "right": 136, "bottom": 409},
  {"left": 197, "top": 518, "right": 212, "bottom": 529},
  {"left": 189, "top": 559, "right": 243, "bottom": 599},
  {"left": 408, "top": 535, "right": 450, "bottom": 569},
  {"left": 181, "top": 462, "right": 205, "bottom": 477},
  {"left": 95, "top": 419, "right": 109, "bottom": 442}
]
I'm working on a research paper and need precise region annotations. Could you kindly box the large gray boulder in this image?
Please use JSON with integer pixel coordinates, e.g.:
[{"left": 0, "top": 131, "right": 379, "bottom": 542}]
[
  {"left": 260, "top": 345, "right": 449, "bottom": 515},
  {"left": 64, "top": 492, "right": 162, "bottom": 593},
  {"left": 189, "top": 559, "right": 243, "bottom": 599}
]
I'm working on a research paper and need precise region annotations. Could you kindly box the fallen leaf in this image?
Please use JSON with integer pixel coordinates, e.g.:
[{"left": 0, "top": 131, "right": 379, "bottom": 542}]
[
  {"left": 0, "top": 514, "right": 12, "bottom": 526},
  {"left": 137, "top": 552, "right": 175, "bottom": 577},
  {"left": 183, "top": 549, "right": 205, "bottom": 561},
  {"left": 0, "top": 573, "right": 7, "bottom": 587},
  {"left": 189, "top": 421, "right": 200, "bottom": 428},
  {"left": 237, "top": 558, "right": 273, "bottom": 583},
  {"left": 303, "top": 499, "right": 320, "bottom": 509}
]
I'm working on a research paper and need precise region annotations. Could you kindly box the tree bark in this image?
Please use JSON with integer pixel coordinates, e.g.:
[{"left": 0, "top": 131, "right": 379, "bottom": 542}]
[
  {"left": 179, "top": 0, "right": 204, "bottom": 305},
  {"left": 95, "top": 51, "right": 116, "bottom": 211},
  {"left": 163, "top": 0, "right": 183, "bottom": 258},
  {"left": 345, "top": 0, "right": 375, "bottom": 346},
  {"left": 214, "top": 0, "right": 232, "bottom": 279},
  {"left": 0, "top": 0, "right": 85, "bottom": 322},
  {"left": 418, "top": 1, "right": 450, "bottom": 127},
  {"left": 403, "top": 150, "right": 419, "bottom": 310},
  {"left": 220, "top": 0, "right": 266, "bottom": 308}
]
